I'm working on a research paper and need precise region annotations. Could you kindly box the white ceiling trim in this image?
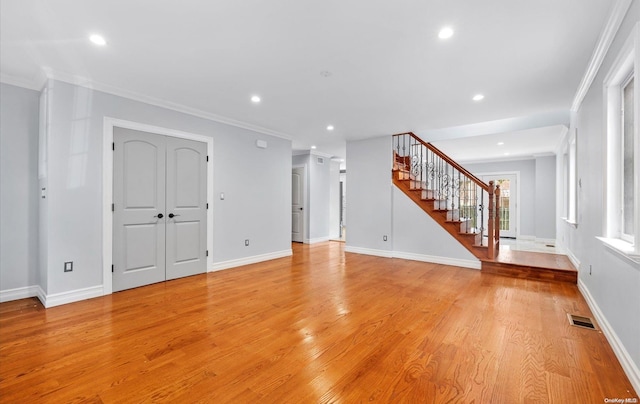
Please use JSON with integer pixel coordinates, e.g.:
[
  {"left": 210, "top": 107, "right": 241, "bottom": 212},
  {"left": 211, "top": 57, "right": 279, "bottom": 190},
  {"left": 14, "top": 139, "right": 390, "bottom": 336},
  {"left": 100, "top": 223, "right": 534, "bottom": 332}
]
[
  {"left": 0, "top": 72, "right": 44, "bottom": 91},
  {"left": 43, "top": 69, "right": 294, "bottom": 142},
  {"left": 571, "top": 0, "right": 634, "bottom": 112}
]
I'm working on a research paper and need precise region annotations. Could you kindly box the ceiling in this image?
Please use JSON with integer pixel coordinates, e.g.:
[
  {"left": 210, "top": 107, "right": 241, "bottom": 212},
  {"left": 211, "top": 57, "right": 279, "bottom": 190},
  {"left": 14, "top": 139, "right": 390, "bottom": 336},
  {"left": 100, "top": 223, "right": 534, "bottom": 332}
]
[{"left": 0, "top": 1, "right": 613, "bottom": 161}]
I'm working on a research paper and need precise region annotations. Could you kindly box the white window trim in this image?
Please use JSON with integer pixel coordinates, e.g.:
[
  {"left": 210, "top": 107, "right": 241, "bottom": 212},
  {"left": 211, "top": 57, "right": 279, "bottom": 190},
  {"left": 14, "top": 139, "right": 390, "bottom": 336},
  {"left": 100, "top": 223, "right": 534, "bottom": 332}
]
[
  {"left": 601, "top": 22, "right": 640, "bottom": 261},
  {"left": 561, "top": 128, "right": 578, "bottom": 226}
]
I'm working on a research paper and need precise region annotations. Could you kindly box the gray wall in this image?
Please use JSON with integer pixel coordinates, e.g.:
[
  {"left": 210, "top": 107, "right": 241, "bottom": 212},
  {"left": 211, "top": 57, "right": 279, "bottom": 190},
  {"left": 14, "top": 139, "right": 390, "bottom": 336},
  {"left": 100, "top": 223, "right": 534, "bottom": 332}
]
[
  {"left": 292, "top": 152, "right": 334, "bottom": 243},
  {"left": 535, "top": 155, "right": 556, "bottom": 239},
  {"left": 346, "top": 136, "right": 393, "bottom": 252},
  {"left": 464, "top": 158, "right": 544, "bottom": 238},
  {"left": 0, "top": 83, "right": 40, "bottom": 292},
  {"left": 40, "top": 79, "right": 291, "bottom": 295},
  {"left": 308, "top": 154, "right": 331, "bottom": 241},
  {"left": 346, "top": 135, "right": 479, "bottom": 263},
  {"left": 392, "top": 187, "right": 477, "bottom": 260},
  {"left": 329, "top": 161, "right": 341, "bottom": 239},
  {"left": 558, "top": 0, "right": 639, "bottom": 384}
]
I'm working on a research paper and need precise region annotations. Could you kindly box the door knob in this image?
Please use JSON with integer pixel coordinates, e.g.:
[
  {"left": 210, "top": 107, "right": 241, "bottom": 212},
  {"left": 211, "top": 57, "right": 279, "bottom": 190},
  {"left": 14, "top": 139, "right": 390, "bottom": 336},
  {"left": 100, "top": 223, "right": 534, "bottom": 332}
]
[
  {"left": 299, "top": 207, "right": 303, "bottom": 210},
  {"left": 155, "top": 213, "right": 164, "bottom": 219},
  {"left": 168, "top": 213, "right": 180, "bottom": 218}
]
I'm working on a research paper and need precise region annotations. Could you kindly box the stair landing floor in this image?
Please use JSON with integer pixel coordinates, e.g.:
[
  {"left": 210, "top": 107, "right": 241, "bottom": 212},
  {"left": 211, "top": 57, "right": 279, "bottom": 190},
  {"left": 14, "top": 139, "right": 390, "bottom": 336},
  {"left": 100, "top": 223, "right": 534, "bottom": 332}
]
[{"left": 481, "top": 249, "right": 578, "bottom": 284}]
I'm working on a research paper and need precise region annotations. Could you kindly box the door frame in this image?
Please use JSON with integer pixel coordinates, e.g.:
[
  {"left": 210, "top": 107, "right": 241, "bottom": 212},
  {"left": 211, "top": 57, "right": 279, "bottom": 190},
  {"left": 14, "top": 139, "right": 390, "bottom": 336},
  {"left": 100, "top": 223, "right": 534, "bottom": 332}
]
[
  {"left": 102, "top": 117, "right": 214, "bottom": 295},
  {"left": 477, "top": 171, "right": 521, "bottom": 239},
  {"left": 292, "top": 164, "right": 308, "bottom": 243}
]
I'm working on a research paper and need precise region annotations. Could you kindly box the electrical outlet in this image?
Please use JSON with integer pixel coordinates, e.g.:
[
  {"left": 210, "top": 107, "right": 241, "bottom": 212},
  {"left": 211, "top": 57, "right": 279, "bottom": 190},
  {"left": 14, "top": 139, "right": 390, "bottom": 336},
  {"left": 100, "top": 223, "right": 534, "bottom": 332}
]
[
  {"left": 383, "top": 235, "right": 388, "bottom": 241},
  {"left": 245, "top": 239, "right": 249, "bottom": 246},
  {"left": 64, "top": 261, "right": 73, "bottom": 272}
]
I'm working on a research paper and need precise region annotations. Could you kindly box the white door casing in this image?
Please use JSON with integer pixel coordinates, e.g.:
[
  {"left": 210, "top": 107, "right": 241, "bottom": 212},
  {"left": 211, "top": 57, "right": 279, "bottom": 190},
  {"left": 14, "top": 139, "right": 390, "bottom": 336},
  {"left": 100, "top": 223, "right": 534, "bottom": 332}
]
[
  {"left": 292, "top": 166, "right": 305, "bottom": 242},
  {"left": 103, "top": 118, "right": 214, "bottom": 295},
  {"left": 480, "top": 173, "right": 518, "bottom": 238}
]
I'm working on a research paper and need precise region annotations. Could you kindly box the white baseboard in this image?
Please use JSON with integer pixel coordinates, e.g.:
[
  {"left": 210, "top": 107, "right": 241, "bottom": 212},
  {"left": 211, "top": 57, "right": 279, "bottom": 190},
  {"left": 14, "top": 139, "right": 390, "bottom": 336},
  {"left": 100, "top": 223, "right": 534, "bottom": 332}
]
[
  {"left": 344, "top": 245, "right": 393, "bottom": 258},
  {"left": 0, "top": 285, "right": 40, "bottom": 303},
  {"left": 535, "top": 237, "right": 556, "bottom": 245},
  {"left": 566, "top": 248, "right": 581, "bottom": 270},
  {"left": 578, "top": 279, "right": 640, "bottom": 394},
  {"left": 518, "top": 235, "right": 535, "bottom": 241},
  {"left": 210, "top": 249, "right": 292, "bottom": 272},
  {"left": 393, "top": 251, "right": 481, "bottom": 270},
  {"left": 307, "top": 237, "right": 331, "bottom": 244},
  {"left": 41, "top": 285, "right": 104, "bottom": 308}
]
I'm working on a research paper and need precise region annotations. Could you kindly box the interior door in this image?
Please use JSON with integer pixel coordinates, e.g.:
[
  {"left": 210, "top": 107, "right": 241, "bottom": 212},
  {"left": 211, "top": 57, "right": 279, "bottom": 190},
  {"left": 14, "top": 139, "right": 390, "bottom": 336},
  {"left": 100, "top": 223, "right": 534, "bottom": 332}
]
[
  {"left": 481, "top": 174, "right": 517, "bottom": 238},
  {"left": 292, "top": 167, "right": 305, "bottom": 242},
  {"left": 165, "top": 136, "right": 207, "bottom": 280},
  {"left": 113, "top": 128, "right": 207, "bottom": 292},
  {"left": 113, "top": 128, "right": 167, "bottom": 292}
]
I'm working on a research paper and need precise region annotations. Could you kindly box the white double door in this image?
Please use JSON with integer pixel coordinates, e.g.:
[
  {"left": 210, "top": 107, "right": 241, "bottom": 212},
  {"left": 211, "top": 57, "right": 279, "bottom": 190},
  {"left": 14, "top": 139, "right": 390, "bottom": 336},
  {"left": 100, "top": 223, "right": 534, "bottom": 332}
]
[{"left": 113, "top": 127, "right": 207, "bottom": 292}]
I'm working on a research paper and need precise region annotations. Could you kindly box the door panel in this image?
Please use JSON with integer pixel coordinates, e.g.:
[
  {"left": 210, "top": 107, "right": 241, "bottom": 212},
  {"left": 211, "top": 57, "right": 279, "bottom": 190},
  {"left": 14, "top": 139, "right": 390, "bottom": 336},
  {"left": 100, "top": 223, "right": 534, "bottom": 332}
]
[
  {"left": 292, "top": 167, "right": 304, "bottom": 242},
  {"left": 165, "top": 136, "right": 207, "bottom": 280},
  {"left": 113, "top": 128, "right": 166, "bottom": 292}
]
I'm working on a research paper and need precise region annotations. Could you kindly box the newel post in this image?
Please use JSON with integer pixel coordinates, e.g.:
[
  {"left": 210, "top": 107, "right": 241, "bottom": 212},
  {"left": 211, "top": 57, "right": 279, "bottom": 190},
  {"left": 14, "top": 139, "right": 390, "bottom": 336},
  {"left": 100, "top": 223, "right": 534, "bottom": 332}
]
[
  {"left": 487, "top": 181, "right": 495, "bottom": 259},
  {"left": 494, "top": 185, "right": 500, "bottom": 255}
]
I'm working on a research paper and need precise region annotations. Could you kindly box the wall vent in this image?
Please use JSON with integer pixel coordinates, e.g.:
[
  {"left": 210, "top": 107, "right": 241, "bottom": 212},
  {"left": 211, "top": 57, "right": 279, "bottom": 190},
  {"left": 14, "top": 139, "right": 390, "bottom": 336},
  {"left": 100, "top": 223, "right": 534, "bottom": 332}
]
[
  {"left": 567, "top": 313, "right": 597, "bottom": 330},
  {"left": 317, "top": 157, "right": 325, "bottom": 165}
]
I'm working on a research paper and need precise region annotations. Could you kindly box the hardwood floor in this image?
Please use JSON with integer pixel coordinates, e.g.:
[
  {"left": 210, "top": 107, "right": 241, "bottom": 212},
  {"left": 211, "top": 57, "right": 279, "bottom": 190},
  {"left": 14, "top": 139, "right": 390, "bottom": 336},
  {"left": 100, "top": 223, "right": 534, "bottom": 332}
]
[{"left": 1, "top": 242, "right": 636, "bottom": 403}]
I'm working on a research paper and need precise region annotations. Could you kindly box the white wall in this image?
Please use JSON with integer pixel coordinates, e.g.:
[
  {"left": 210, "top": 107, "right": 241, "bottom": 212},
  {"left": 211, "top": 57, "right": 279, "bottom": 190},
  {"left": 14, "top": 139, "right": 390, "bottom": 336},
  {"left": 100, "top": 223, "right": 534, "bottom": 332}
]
[
  {"left": 35, "top": 79, "right": 291, "bottom": 298},
  {"left": 0, "top": 83, "right": 40, "bottom": 296},
  {"left": 558, "top": 0, "right": 639, "bottom": 391}
]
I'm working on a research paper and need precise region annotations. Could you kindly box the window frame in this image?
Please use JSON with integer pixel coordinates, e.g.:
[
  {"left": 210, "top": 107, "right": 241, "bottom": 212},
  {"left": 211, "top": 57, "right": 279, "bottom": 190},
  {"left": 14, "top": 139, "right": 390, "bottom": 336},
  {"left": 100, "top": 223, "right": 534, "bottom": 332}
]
[{"left": 601, "top": 23, "right": 640, "bottom": 261}]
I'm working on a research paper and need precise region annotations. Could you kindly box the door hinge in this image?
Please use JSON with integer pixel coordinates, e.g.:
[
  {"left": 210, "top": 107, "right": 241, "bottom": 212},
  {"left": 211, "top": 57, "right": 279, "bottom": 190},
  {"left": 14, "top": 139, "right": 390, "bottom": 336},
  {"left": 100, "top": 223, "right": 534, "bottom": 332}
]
[
  {"left": 206, "top": 203, "right": 209, "bottom": 209},
  {"left": 111, "top": 264, "right": 114, "bottom": 273},
  {"left": 206, "top": 155, "right": 209, "bottom": 162},
  {"left": 206, "top": 250, "right": 209, "bottom": 257},
  {"left": 112, "top": 203, "right": 115, "bottom": 212},
  {"left": 112, "top": 142, "right": 115, "bottom": 151}
]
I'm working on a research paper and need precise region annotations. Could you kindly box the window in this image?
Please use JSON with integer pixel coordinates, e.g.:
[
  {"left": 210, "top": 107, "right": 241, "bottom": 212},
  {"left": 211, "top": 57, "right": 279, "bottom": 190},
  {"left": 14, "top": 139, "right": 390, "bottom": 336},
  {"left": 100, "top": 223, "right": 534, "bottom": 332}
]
[
  {"left": 622, "top": 75, "right": 634, "bottom": 241},
  {"left": 602, "top": 24, "right": 639, "bottom": 261},
  {"left": 561, "top": 129, "right": 577, "bottom": 224}
]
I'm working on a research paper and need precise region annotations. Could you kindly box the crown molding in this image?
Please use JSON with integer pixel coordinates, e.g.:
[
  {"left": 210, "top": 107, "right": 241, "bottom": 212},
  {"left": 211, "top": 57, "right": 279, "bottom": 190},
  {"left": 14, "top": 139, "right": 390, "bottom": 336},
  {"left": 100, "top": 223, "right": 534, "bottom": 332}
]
[
  {"left": 0, "top": 72, "right": 45, "bottom": 91},
  {"left": 43, "top": 69, "right": 293, "bottom": 142},
  {"left": 571, "top": 0, "right": 634, "bottom": 112}
]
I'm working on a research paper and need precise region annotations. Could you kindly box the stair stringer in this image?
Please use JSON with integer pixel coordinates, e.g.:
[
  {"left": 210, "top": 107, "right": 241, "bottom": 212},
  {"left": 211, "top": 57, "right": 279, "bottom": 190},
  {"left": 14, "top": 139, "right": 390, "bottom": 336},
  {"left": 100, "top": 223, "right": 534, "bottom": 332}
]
[
  {"left": 392, "top": 173, "right": 488, "bottom": 260},
  {"left": 392, "top": 186, "right": 479, "bottom": 265}
]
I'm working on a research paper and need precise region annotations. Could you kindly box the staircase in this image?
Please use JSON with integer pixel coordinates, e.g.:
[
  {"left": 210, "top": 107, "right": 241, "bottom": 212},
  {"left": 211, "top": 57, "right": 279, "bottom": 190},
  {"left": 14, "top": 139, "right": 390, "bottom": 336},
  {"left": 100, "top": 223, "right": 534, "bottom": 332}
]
[{"left": 392, "top": 132, "right": 577, "bottom": 284}]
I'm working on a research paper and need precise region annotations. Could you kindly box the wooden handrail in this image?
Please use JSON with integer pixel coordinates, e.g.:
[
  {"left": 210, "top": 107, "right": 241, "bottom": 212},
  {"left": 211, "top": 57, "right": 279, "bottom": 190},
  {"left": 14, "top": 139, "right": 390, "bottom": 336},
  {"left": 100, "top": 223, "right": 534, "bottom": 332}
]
[
  {"left": 392, "top": 131, "right": 500, "bottom": 259},
  {"left": 393, "top": 132, "right": 489, "bottom": 191}
]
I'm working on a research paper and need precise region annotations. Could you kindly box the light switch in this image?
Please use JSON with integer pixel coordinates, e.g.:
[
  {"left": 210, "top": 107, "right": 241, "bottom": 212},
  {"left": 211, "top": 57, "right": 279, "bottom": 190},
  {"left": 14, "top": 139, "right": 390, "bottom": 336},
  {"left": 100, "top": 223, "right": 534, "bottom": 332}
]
[{"left": 220, "top": 192, "right": 225, "bottom": 200}]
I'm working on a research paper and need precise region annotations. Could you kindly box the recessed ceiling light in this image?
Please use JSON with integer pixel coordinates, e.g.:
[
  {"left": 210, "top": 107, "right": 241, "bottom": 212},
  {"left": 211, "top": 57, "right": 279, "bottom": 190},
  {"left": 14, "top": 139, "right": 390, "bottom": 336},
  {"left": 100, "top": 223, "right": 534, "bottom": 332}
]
[
  {"left": 327, "top": 125, "right": 334, "bottom": 131},
  {"left": 438, "top": 27, "right": 454, "bottom": 39},
  {"left": 504, "top": 152, "right": 510, "bottom": 156},
  {"left": 311, "top": 145, "right": 317, "bottom": 149},
  {"left": 251, "top": 95, "right": 261, "bottom": 103},
  {"left": 89, "top": 34, "right": 107, "bottom": 46},
  {"left": 472, "top": 94, "right": 485, "bottom": 101},
  {"left": 497, "top": 142, "right": 504, "bottom": 146}
]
